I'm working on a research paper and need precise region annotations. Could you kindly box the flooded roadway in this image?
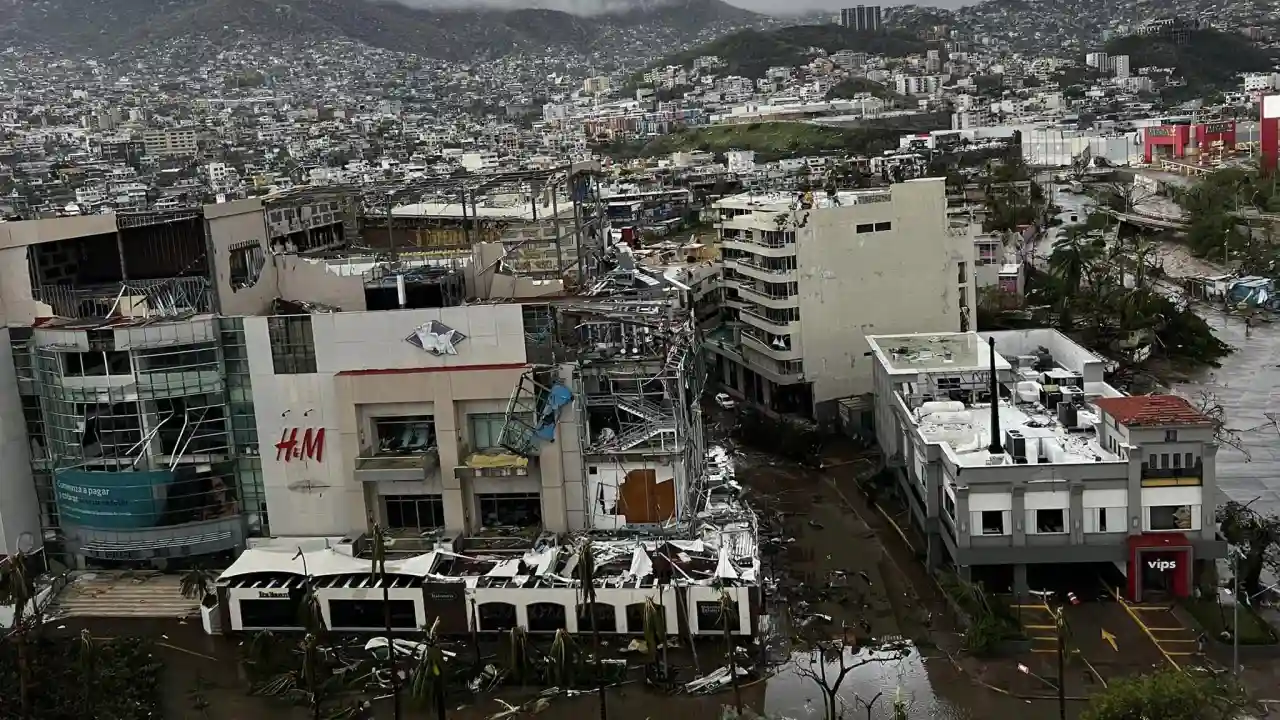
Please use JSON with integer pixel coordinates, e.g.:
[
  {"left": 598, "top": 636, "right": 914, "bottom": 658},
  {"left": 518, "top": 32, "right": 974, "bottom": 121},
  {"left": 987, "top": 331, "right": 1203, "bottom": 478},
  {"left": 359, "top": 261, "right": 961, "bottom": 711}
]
[
  {"left": 1044, "top": 180, "right": 1280, "bottom": 512},
  {"left": 1173, "top": 306, "right": 1280, "bottom": 513}
]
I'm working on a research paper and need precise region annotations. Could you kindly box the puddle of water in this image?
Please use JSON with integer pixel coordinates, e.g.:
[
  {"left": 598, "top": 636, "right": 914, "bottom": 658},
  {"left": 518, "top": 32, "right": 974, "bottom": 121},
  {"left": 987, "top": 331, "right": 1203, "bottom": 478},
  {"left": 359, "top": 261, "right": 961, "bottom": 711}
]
[{"left": 763, "top": 647, "right": 974, "bottom": 720}]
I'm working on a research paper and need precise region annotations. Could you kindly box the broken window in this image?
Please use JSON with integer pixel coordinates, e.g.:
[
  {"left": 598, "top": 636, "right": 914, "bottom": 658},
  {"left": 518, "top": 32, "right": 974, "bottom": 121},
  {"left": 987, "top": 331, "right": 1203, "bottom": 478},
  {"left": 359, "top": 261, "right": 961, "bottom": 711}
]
[
  {"left": 62, "top": 350, "right": 131, "bottom": 376},
  {"left": 477, "top": 602, "right": 517, "bottom": 631},
  {"left": 476, "top": 492, "right": 541, "bottom": 528},
  {"left": 384, "top": 494, "right": 444, "bottom": 529},
  {"left": 981, "top": 510, "right": 1005, "bottom": 535},
  {"left": 526, "top": 602, "right": 567, "bottom": 633},
  {"left": 696, "top": 600, "right": 740, "bottom": 632},
  {"left": 76, "top": 402, "right": 144, "bottom": 460},
  {"left": 373, "top": 416, "right": 436, "bottom": 455},
  {"left": 267, "top": 316, "right": 317, "bottom": 374},
  {"left": 228, "top": 241, "right": 265, "bottom": 290},
  {"left": 625, "top": 603, "right": 665, "bottom": 634},
  {"left": 1034, "top": 508, "right": 1066, "bottom": 534},
  {"left": 1149, "top": 505, "right": 1194, "bottom": 531},
  {"left": 576, "top": 603, "right": 618, "bottom": 633}
]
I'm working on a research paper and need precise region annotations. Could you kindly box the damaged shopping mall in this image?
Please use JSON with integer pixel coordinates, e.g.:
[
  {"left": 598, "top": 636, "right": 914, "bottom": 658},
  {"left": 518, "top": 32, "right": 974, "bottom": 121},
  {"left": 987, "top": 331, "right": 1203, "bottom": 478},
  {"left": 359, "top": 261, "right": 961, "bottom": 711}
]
[{"left": 0, "top": 164, "right": 760, "bottom": 638}]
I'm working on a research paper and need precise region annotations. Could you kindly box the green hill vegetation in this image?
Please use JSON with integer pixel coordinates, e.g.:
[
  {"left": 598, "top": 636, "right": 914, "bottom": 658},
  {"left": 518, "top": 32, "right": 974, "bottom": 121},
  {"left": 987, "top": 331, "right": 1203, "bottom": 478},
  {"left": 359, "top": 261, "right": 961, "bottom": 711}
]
[
  {"left": 639, "top": 25, "right": 931, "bottom": 81},
  {"left": 598, "top": 122, "right": 902, "bottom": 163},
  {"left": 1104, "top": 29, "right": 1276, "bottom": 98},
  {"left": 826, "top": 77, "right": 903, "bottom": 103}
]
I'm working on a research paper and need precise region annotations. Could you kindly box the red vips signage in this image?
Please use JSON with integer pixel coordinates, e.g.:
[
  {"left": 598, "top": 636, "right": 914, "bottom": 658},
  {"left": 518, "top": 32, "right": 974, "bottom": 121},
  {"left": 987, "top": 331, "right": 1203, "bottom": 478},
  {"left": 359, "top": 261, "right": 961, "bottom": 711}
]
[{"left": 276, "top": 428, "right": 325, "bottom": 463}]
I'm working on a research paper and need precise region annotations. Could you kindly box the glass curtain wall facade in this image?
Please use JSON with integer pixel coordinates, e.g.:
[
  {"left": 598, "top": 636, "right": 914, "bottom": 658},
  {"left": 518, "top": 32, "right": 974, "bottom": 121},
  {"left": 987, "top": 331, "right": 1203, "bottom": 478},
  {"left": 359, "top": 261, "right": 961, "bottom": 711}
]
[{"left": 10, "top": 317, "right": 263, "bottom": 568}]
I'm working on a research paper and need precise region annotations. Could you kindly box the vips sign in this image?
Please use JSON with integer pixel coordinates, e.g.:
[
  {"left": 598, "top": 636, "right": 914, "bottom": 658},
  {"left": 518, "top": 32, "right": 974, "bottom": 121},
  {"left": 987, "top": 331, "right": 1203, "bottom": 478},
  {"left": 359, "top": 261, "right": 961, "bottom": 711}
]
[
  {"left": 1146, "top": 126, "right": 1175, "bottom": 138},
  {"left": 1203, "top": 121, "right": 1232, "bottom": 135}
]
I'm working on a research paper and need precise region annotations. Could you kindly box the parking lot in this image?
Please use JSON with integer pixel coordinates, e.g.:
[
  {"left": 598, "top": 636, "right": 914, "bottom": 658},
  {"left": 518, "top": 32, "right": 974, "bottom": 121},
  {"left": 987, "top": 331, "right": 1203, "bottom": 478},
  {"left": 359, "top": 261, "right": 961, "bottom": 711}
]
[{"left": 1001, "top": 596, "right": 1184, "bottom": 696}]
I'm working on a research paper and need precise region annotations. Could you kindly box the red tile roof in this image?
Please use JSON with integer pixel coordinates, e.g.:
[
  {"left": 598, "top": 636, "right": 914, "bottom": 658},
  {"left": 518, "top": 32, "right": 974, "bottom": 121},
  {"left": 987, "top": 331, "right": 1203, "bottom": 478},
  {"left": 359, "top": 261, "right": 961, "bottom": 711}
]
[{"left": 1092, "top": 395, "right": 1211, "bottom": 427}]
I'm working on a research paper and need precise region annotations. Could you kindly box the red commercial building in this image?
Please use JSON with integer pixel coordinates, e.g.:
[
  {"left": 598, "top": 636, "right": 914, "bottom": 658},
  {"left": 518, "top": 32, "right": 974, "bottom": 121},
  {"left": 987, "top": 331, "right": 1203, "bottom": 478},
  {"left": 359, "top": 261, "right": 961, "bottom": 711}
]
[
  {"left": 1262, "top": 95, "right": 1280, "bottom": 174},
  {"left": 1142, "top": 124, "right": 1191, "bottom": 163}
]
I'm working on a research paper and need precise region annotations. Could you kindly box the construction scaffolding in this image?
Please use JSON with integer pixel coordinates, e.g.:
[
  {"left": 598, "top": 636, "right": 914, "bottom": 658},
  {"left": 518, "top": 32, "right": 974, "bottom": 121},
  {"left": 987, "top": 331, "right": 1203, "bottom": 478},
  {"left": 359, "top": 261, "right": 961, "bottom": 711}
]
[
  {"left": 353, "top": 163, "right": 607, "bottom": 287},
  {"left": 493, "top": 242, "right": 708, "bottom": 531}
]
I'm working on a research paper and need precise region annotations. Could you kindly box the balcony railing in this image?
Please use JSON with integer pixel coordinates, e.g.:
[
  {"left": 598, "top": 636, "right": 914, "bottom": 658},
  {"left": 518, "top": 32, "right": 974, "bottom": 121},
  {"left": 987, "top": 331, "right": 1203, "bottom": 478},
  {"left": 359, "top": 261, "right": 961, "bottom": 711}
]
[
  {"left": 736, "top": 283, "right": 798, "bottom": 307},
  {"left": 1141, "top": 463, "right": 1203, "bottom": 485},
  {"left": 740, "top": 306, "right": 797, "bottom": 334}
]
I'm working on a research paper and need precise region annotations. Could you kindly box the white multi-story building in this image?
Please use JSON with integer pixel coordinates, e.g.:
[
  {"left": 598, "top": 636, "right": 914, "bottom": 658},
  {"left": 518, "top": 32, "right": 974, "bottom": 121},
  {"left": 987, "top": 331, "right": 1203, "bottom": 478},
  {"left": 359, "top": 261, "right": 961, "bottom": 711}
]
[
  {"left": 1111, "top": 55, "right": 1131, "bottom": 79},
  {"left": 705, "top": 179, "right": 975, "bottom": 421},
  {"left": 867, "top": 329, "right": 1226, "bottom": 601},
  {"left": 1085, "top": 52, "right": 1110, "bottom": 70},
  {"left": 893, "top": 74, "right": 944, "bottom": 97}
]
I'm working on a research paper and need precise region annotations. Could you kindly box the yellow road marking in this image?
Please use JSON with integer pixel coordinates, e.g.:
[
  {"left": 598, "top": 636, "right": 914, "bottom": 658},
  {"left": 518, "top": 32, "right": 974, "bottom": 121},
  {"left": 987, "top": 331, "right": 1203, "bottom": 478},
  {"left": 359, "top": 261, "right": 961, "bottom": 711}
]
[
  {"left": 1032, "top": 648, "right": 1058, "bottom": 653},
  {"left": 1146, "top": 626, "right": 1186, "bottom": 631},
  {"left": 1165, "top": 651, "right": 1196, "bottom": 656},
  {"left": 1108, "top": 587, "right": 1183, "bottom": 673},
  {"left": 1026, "top": 624, "right": 1057, "bottom": 630},
  {"left": 1157, "top": 639, "right": 1198, "bottom": 643}
]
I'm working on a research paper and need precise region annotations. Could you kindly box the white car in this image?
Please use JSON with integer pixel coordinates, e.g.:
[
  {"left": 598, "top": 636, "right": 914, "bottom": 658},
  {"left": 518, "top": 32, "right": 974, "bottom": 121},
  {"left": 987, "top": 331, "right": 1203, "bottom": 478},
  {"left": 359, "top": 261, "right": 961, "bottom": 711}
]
[{"left": 714, "top": 393, "right": 736, "bottom": 409}]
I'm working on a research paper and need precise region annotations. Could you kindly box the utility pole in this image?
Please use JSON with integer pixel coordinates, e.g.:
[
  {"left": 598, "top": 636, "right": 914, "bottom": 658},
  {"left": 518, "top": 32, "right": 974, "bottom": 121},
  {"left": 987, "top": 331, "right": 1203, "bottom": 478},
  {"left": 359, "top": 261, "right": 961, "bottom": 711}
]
[
  {"left": 1232, "top": 547, "right": 1241, "bottom": 675},
  {"left": 1055, "top": 605, "right": 1067, "bottom": 720}
]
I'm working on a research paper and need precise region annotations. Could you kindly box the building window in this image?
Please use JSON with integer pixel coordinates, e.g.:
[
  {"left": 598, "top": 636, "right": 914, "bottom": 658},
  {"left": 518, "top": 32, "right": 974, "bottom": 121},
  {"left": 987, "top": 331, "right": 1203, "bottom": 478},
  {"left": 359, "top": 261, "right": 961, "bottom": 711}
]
[
  {"left": 577, "top": 603, "right": 618, "bottom": 633},
  {"left": 329, "top": 599, "right": 417, "bottom": 629},
  {"left": 874, "top": 221, "right": 892, "bottom": 232},
  {"left": 527, "top": 602, "right": 567, "bottom": 633},
  {"left": 980, "top": 510, "right": 1005, "bottom": 535},
  {"left": 476, "top": 492, "right": 542, "bottom": 528},
  {"left": 1034, "top": 508, "right": 1066, "bottom": 534},
  {"left": 373, "top": 416, "right": 436, "bottom": 455},
  {"left": 228, "top": 241, "right": 265, "bottom": 290},
  {"left": 1172, "top": 453, "right": 1182, "bottom": 468},
  {"left": 1164, "top": 430, "right": 1178, "bottom": 442},
  {"left": 957, "top": 261, "right": 968, "bottom": 284},
  {"left": 1149, "top": 504, "right": 1195, "bottom": 531},
  {"left": 696, "top": 599, "right": 740, "bottom": 632},
  {"left": 469, "top": 413, "right": 508, "bottom": 450},
  {"left": 856, "top": 223, "right": 875, "bottom": 233},
  {"left": 384, "top": 494, "right": 444, "bottom": 529},
  {"left": 267, "top": 316, "right": 317, "bottom": 374},
  {"left": 1089, "top": 507, "right": 1125, "bottom": 533},
  {"left": 478, "top": 602, "right": 517, "bottom": 631},
  {"left": 1185, "top": 452, "right": 1194, "bottom": 468},
  {"left": 943, "top": 488, "right": 956, "bottom": 520}
]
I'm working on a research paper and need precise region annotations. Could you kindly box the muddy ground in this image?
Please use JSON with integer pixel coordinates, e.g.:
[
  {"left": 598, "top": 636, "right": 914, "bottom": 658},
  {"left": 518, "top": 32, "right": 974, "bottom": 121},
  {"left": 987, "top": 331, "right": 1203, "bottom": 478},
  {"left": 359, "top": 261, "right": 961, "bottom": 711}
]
[{"left": 55, "top": 427, "right": 1173, "bottom": 720}]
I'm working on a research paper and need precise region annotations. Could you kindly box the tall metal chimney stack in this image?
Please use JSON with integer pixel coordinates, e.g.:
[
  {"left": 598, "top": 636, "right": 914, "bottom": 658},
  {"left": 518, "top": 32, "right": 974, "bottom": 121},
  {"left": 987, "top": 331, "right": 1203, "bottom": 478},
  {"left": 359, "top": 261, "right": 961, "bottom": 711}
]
[{"left": 987, "top": 336, "right": 1004, "bottom": 455}]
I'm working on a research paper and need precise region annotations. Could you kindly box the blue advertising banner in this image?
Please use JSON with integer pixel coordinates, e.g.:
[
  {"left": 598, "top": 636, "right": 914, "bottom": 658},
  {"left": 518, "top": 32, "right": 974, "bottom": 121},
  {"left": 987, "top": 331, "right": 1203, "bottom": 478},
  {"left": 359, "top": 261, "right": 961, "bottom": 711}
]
[{"left": 54, "top": 468, "right": 173, "bottom": 530}]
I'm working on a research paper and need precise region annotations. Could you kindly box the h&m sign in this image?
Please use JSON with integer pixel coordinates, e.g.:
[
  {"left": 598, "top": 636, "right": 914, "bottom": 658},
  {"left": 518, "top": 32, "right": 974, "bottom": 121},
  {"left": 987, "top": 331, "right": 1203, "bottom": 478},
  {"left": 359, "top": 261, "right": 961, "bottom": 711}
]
[
  {"left": 1147, "top": 559, "right": 1177, "bottom": 571},
  {"left": 276, "top": 427, "right": 325, "bottom": 463}
]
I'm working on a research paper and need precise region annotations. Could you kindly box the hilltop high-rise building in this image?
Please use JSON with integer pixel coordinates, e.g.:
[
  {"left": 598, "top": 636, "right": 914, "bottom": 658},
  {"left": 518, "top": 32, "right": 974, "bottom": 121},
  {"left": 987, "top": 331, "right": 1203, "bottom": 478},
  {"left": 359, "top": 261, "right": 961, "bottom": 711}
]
[{"left": 840, "top": 5, "right": 883, "bottom": 33}]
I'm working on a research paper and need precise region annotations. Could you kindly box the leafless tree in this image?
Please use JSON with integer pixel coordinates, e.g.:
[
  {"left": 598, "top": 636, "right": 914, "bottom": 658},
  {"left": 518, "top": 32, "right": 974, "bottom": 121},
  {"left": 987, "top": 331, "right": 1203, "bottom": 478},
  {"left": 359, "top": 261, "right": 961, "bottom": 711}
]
[
  {"left": 1193, "top": 391, "right": 1252, "bottom": 461},
  {"left": 790, "top": 628, "right": 910, "bottom": 720}
]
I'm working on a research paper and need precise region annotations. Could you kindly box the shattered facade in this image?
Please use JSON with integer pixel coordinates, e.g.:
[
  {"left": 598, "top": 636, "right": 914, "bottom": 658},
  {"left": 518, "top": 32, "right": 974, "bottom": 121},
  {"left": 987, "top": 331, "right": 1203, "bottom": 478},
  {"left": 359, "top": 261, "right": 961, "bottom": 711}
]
[{"left": 0, "top": 163, "right": 760, "bottom": 630}]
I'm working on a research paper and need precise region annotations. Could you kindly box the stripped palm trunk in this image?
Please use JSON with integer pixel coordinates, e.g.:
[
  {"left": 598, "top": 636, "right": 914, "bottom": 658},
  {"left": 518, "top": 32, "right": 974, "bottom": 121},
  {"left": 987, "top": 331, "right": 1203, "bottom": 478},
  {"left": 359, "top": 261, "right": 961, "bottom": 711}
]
[
  {"left": 720, "top": 590, "right": 743, "bottom": 716},
  {"left": 577, "top": 542, "right": 608, "bottom": 719},
  {"left": 372, "top": 524, "right": 402, "bottom": 720}
]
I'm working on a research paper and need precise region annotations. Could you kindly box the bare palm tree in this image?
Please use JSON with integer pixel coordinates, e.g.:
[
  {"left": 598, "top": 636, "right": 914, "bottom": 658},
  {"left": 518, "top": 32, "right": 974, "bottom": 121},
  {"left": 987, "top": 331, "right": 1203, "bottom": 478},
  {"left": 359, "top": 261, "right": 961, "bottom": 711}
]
[
  {"left": 370, "top": 523, "right": 402, "bottom": 720},
  {"left": 0, "top": 551, "right": 38, "bottom": 720},
  {"left": 575, "top": 541, "right": 608, "bottom": 719}
]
